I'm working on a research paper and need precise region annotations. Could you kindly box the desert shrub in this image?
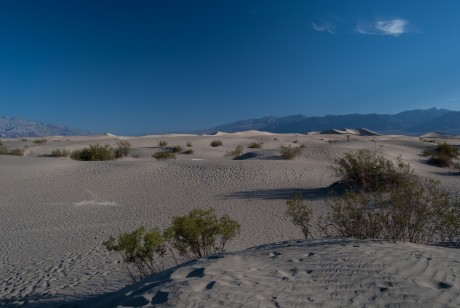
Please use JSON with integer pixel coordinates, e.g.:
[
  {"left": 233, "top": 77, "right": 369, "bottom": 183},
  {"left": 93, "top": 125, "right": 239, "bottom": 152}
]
[
  {"left": 280, "top": 145, "right": 303, "bottom": 159},
  {"left": 248, "top": 142, "right": 263, "bottom": 149},
  {"left": 285, "top": 195, "right": 313, "bottom": 239},
  {"left": 322, "top": 176, "right": 458, "bottom": 244},
  {"left": 225, "top": 145, "right": 244, "bottom": 158},
  {"left": 171, "top": 145, "right": 182, "bottom": 153},
  {"left": 152, "top": 151, "right": 176, "bottom": 160},
  {"left": 158, "top": 140, "right": 168, "bottom": 147},
  {"left": 186, "top": 141, "right": 192, "bottom": 147},
  {"left": 424, "top": 142, "right": 459, "bottom": 167},
  {"left": 103, "top": 226, "right": 172, "bottom": 282},
  {"left": 70, "top": 144, "right": 115, "bottom": 161},
  {"left": 3, "top": 148, "right": 24, "bottom": 156},
  {"left": 0, "top": 140, "right": 3, "bottom": 147},
  {"left": 165, "top": 208, "right": 240, "bottom": 258},
  {"left": 332, "top": 148, "right": 412, "bottom": 192},
  {"left": 210, "top": 140, "right": 223, "bottom": 147},
  {"left": 34, "top": 139, "right": 47, "bottom": 144},
  {"left": 21, "top": 139, "right": 27, "bottom": 142},
  {"left": 115, "top": 141, "right": 131, "bottom": 158},
  {"left": 292, "top": 140, "right": 298, "bottom": 144},
  {"left": 51, "top": 148, "right": 70, "bottom": 157},
  {"left": 182, "top": 149, "right": 194, "bottom": 154}
]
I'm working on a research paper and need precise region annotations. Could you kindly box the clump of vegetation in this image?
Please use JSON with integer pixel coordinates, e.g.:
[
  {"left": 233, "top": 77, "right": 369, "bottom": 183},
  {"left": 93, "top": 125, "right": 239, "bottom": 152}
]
[
  {"left": 171, "top": 145, "right": 182, "bottom": 153},
  {"left": 51, "top": 148, "right": 70, "bottom": 158},
  {"left": 158, "top": 140, "right": 168, "bottom": 148},
  {"left": 285, "top": 195, "right": 313, "bottom": 239},
  {"left": 103, "top": 208, "right": 240, "bottom": 282},
  {"left": 423, "top": 142, "right": 459, "bottom": 167},
  {"left": 248, "top": 142, "right": 263, "bottom": 149},
  {"left": 34, "top": 139, "right": 47, "bottom": 144},
  {"left": 152, "top": 151, "right": 176, "bottom": 160},
  {"left": 225, "top": 145, "right": 243, "bottom": 158},
  {"left": 165, "top": 208, "right": 240, "bottom": 258},
  {"left": 115, "top": 141, "right": 131, "bottom": 158},
  {"left": 280, "top": 145, "right": 303, "bottom": 159},
  {"left": 332, "top": 148, "right": 411, "bottom": 192},
  {"left": 182, "top": 149, "right": 194, "bottom": 154},
  {"left": 292, "top": 140, "right": 298, "bottom": 144},
  {"left": 186, "top": 141, "right": 192, "bottom": 147},
  {"left": 0, "top": 141, "right": 25, "bottom": 156},
  {"left": 210, "top": 140, "right": 223, "bottom": 147},
  {"left": 21, "top": 139, "right": 28, "bottom": 141},
  {"left": 70, "top": 144, "right": 115, "bottom": 161},
  {"left": 103, "top": 226, "right": 172, "bottom": 282}
]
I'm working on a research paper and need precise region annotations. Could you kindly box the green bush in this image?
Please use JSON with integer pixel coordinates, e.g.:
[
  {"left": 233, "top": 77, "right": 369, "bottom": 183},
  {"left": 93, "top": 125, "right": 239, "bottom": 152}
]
[
  {"left": 225, "top": 145, "right": 243, "bottom": 158},
  {"left": 70, "top": 144, "right": 115, "bottom": 161},
  {"left": 103, "top": 226, "right": 172, "bottom": 282},
  {"left": 248, "top": 142, "right": 263, "bottom": 149},
  {"left": 424, "top": 142, "right": 459, "bottom": 167},
  {"left": 115, "top": 141, "right": 131, "bottom": 158},
  {"left": 158, "top": 141, "right": 168, "bottom": 148},
  {"left": 280, "top": 145, "right": 303, "bottom": 159},
  {"left": 51, "top": 148, "right": 70, "bottom": 157},
  {"left": 152, "top": 151, "right": 176, "bottom": 160},
  {"left": 34, "top": 139, "right": 47, "bottom": 144},
  {"left": 165, "top": 208, "right": 240, "bottom": 258},
  {"left": 210, "top": 140, "right": 223, "bottom": 147},
  {"left": 332, "top": 148, "right": 412, "bottom": 192},
  {"left": 285, "top": 195, "right": 313, "bottom": 239}
]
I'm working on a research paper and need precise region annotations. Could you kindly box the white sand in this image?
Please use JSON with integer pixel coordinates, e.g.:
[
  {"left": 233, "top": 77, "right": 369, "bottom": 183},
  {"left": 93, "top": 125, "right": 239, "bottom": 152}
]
[{"left": 0, "top": 132, "right": 459, "bottom": 307}]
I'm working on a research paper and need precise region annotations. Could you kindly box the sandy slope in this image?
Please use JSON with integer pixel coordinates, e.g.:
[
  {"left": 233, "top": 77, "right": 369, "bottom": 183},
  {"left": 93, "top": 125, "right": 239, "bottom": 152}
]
[{"left": 0, "top": 132, "right": 459, "bottom": 306}]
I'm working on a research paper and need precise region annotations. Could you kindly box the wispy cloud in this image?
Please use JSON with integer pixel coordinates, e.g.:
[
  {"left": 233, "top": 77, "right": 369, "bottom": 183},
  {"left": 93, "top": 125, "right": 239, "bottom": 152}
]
[
  {"left": 312, "top": 22, "right": 335, "bottom": 34},
  {"left": 447, "top": 98, "right": 458, "bottom": 101},
  {"left": 356, "top": 18, "right": 409, "bottom": 37}
]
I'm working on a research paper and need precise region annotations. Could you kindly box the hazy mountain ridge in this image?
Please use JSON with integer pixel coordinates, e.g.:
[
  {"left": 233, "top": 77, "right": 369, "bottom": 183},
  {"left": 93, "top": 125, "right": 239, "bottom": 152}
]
[
  {"left": 204, "top": 108, "right": 460, "bottom": 135},
  {"left": 0, "top": 116, "right": 91, "bottom": 138}
]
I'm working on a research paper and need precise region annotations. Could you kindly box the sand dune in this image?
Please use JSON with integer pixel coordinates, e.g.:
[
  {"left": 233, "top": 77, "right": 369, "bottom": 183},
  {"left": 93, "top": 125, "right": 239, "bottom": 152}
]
[{"left": 0, "top": 132, "right": 459, "bottom": 306}]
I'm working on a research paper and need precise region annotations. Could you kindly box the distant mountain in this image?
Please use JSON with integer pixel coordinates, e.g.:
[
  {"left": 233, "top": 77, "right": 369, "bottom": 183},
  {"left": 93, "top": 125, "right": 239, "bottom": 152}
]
[
  {"left": 203, "top": 108, "right": 460, "bottom": 135},
  {"left": 0, "top": 116, "right": 91, "bottom": 138}
]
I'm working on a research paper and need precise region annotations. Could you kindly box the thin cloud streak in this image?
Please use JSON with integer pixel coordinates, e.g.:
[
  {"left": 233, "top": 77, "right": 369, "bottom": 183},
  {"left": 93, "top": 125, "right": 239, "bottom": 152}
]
[
  {"left": 356, "top": 18, "right": 409, "bottom": 37},
  {"left": 312, "top": 22, "right": 335, "bottom": 34}
]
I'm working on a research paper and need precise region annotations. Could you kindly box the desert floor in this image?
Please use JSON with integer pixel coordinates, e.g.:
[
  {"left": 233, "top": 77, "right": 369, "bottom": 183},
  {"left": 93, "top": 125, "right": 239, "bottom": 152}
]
[{"left": 0, "top": 132, "right": 459, "bottom": 307}]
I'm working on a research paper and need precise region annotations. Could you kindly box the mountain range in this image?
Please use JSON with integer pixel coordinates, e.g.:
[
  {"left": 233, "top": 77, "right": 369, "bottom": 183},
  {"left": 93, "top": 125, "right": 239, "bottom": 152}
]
[
  {"left": 203, "top": 108, "right": 460, "bottom": 135},
  {"left": 0, "top": 116, "right": 91, "bottom": 138}
]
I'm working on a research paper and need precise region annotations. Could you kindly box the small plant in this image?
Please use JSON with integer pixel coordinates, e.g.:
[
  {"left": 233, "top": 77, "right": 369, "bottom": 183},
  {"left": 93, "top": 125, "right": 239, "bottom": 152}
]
[
  {"left": 210, "top": 140, "right": 223, "bottom": 147},
  {"left": 152, "top": 151, "right": 176, "bottom": 160},
  {"left": 248, "top": 142, "right": 263, "bottom": 149},
  {"left": 186, "top": 141, "right": 192, "bottom": 147},
  {"left": 51, "top": 148, "right": 70, "bottom": 157},
  {"left": 103, "top": 226, "right": 172, "bottom": 282},
  {"left": 332, "top": 148, "right": 412, "bottom": 192},
  {"left": 2, "top": 148, "right": 24, "bottom": 156},
  {"left": 158, "top": 141, "right": 168, "bottom": 148},
  {"left": 292, "top": 140, "right": 298, "bottom": 144},
  {"left": 171, "top": 145, "right": 182, "bottom": 153},
  {"left": 182, "top": 149, "right": 194, "bottom": 154},
  {"left": 115, "top": 141, "right": 131, "bottom": 158},
  {"left": 424, "top": 142, "right": 459, "bottom": 167},
  {"left": 34, "top": 139, "right": 47, "bottom": 144},
  {"left": 70, "top": 144, "right": 115, "bottom": 161},
  {"left": 165, "top": 208, "right": 240, "bottom": 258},
  {"left": 21, "top": 139, "right": 27, "bottom": 141},
  {"left": 225, "top": 145, "right": 244, "bottom": 158},
  {"left": 285, "top": 195, "right": 313, "bottom": 238},
  {"left": 280, "top": 145, "right": 303, "bottom": 159}
]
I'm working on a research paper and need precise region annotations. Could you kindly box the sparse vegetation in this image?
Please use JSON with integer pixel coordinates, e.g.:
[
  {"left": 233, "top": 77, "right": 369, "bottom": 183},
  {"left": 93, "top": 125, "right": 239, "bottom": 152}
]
[
  {"left": 285, "top": 195, "right": 313, "bottom": 239},
  {"left": 210, "top": 140, "right": 223, "bottom": 147},
  {"left": 21, "top": 139, "right": 27, "bottom": 141},
  {"left": 0, "top": 148, "right": 25, "bottom": 156},
  {"left": 70, "top": 144, "right": 116, "bottom": 161},
  {"left": 182, "top": 149, "right": 194, "bottom": 154},
  {"left": 186, "top": 141, "right": 192, "bottom": 147},
  {"left": 115, "top": 141, "right": 131, "bottom": 158},
  {"left": 34, "top": 139, "right": 47, "bottom": 144},
  {"left": 292, "top": 140, "right": 298, "bottom": 144},
  {"left": 158, "top": 140, "right": 168, "bottom": 148},
  {"left": 104, "top": 208, "right": 240, "bottom": 282},
  {"left": 171, "top": 145, "right": 182, "bottom": 153},
  {"left": 248, "top": 142, "right": 263, "bottom": 149},
  {"left": 152, "top": 151, "right": 176, "bottom": 160},
  {"left": 332, "top": 148, "right": 412, "bottom": 192},
  {"left": 280, "top": 145, "right": 303, "bottom": 159},
  {"left": 423, "top": 142, "right": 459, "bottom": 167},
  {"left": 51, "top": 148, "right": 70, "bottom": 158},
  {"left": 225, "top": 145, "right": 244, "bottom": 158}
]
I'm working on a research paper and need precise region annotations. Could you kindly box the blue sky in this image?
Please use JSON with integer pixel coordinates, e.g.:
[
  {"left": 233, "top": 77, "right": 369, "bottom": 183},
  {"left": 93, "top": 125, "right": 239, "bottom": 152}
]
[{"left": 1, "top": 0, "right": 459, "bottom": 134}]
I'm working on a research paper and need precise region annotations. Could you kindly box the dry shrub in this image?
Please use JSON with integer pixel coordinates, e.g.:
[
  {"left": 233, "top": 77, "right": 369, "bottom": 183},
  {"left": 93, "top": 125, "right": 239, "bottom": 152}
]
[
  {"left": 280, "top": 145, "right": 303, "bottom": 159},
  {"left": 225, "top": 145, "right": 243, "bottom": 158},
  {"left": 210, "top": 140, "right": 223, "bottom": 147}
]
